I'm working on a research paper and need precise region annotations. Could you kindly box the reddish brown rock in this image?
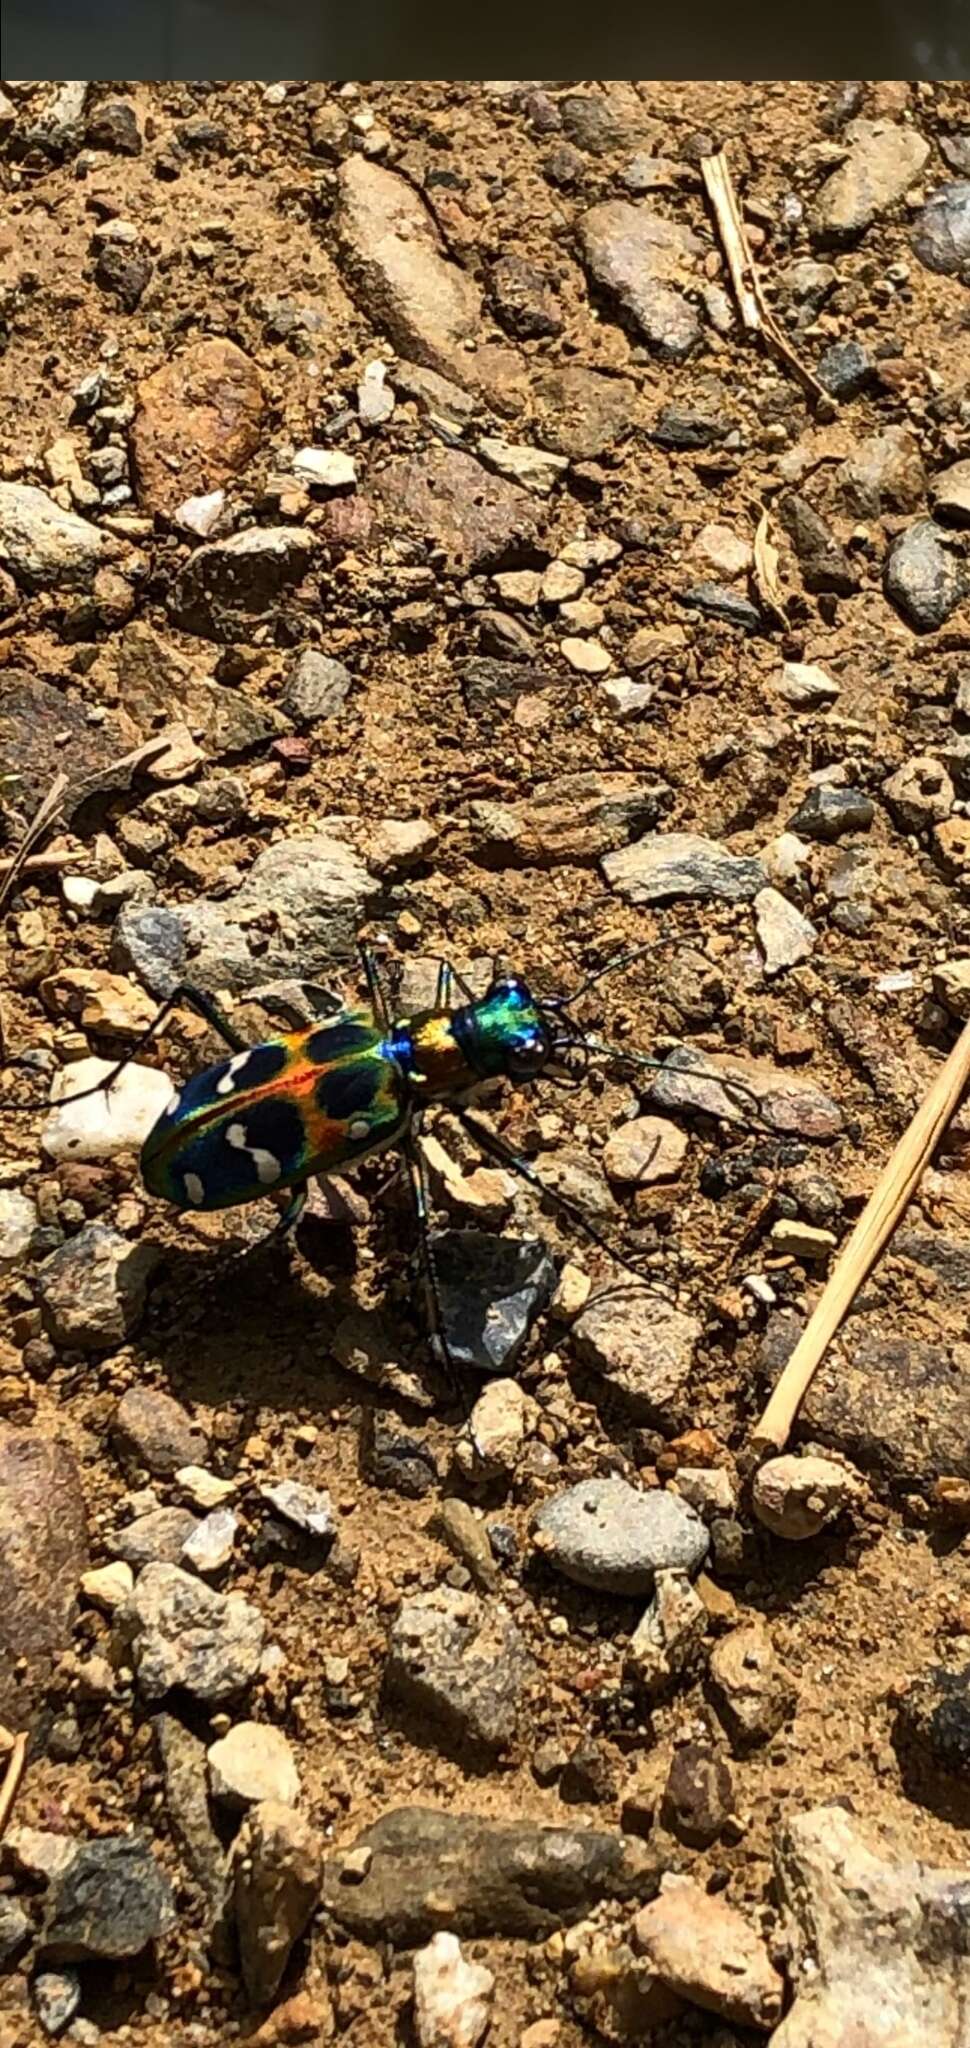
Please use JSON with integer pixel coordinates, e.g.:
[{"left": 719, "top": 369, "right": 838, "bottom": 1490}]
[
  {"left": 369, "top": 445, "right": 541, "bottom": 575},
  {"left": 0, "top": 1427, "right": 89, "bottom": 1729},
  {"left": 131, "top": 338, "right": 265, "bottom": 515}
]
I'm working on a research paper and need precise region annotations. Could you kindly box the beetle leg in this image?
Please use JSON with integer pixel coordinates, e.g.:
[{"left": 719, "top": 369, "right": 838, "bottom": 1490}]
[
  {"left": 455, "top": 1106, "right": 673, "bottom": 1296},
  {"left": 358, "top": 943, "right": 391, "bottom": 1030},
  {"left": 273, "top": 1180, "right": 309, "bottom": 1237},
  {"left": 400, "top": 1124, "right": 464, "bottom": 1401},
  {"left": 3, "top": 981, "right": 250, "bottom": 1114}
]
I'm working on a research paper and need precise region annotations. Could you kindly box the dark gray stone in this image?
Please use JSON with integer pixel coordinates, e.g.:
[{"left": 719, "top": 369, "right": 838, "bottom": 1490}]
[
  {"left": 661, "top": 1743, "right": 734, "bottom": 1846},
  {"left": 385, "top": 1586, "right": 533, "bottom": 1754},
  {"left": 490, "top": 254, "right": 562, "bottom": 338},
  {"left": 885, "top": 520, "right": 965, "bottom": 632},
  {"left": 430, "top": 1231, "right": 556, "bottom": 1375},
  {"left": 458, "top": 656, "right": 561, "bottom": 713},
  {"left": 777, "top": 492, "right": 857, "bottom": 596},
  {"left": 41, "top": 1836, "right": 176, "bottom": 1962},
  {"left": 801, "top": 1328, "right": 970, "bottom": 1483},
  {"left": 323, "top": 1806, "right": 660, "bottom": 1940},
  {"left": 895, "top": 1661, "right": 970, "bottom": 1778},
  {"left": 817, "top": 340, "right": 873, "bottom": 400},
  {"left": 169, "top": 526, "right": 315, "bottom": 640},
  {"left": 153, "top": 1713, "right": 225, "bottom": 1917},
  {"left": 912, "top": 181, "right": 970, "bottom": 279},
  {"left": 95, "top": 242, "right": 152, "bottom": 311},
  {"left": 651, "top": 407, "right": 730, "bottom": 449},
  {"left": 86, "top": 98, "right": 142, "bottom": 153},
  {"left": 532, "top": 1477, "right": 708, "bottom": 1594},
  {"left": 677, "top": 582, "right": 762, "bottom": 629},
  {"left": 0, "top": 1897, "right": 31, "bottom": 1968},
  {"left": 788, "top": 785, "right": 875, "bottom": 841},
  {"left": 281, "top": 649, "right": 353, "bottom": 725}
]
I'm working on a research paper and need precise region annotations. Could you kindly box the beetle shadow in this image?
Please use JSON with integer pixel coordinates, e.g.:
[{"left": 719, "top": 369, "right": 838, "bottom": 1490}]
[{"left": 139, "top": 1222, "right": 445, "bottom": 1432}]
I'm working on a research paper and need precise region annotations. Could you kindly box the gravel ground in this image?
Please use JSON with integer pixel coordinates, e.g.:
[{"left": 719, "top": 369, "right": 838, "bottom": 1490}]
[{"left": 0, "top": 77, "right": 968, "bottom": 2048}]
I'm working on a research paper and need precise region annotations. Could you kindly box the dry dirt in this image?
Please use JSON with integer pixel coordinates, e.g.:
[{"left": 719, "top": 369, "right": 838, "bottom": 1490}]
[{"left": 0, "top": 77, "right": 969, "bottom": 2048}]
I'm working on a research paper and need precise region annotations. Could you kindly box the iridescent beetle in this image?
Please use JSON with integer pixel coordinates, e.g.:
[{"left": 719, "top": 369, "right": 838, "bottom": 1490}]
[{"left": 10, "top": 941, "right": 763, "bottom": 1385}]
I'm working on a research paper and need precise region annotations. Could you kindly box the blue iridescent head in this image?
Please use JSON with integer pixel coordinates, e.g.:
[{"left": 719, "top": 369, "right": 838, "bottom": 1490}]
[{"left": 454, "top": 975, "right": 552, "bottom": 1082}]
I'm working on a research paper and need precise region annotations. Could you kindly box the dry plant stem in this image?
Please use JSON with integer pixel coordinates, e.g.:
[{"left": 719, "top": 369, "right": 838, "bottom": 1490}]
[
  {"left": 0, "top": 850, "right": 82, "bottom": 881},
  {"left": 701, "top": 149, "right": 827, "bottom": 405},
  {"left": 0, "top": 771, "right": 68, "bottom": 916},
  {"left": 754, "top": 1016, "right": 970, "bottom": 1453},
  {"left": 0, "top": 1731, "right": 28, "bottom": 1840}
]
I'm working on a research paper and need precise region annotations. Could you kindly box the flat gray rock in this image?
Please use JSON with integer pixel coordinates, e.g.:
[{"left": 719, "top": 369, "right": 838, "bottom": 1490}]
[
  {"left": 912, "top": 180, "right": 970, "bottom": 279},
  {"left": 41, "top": 1836, "right": 175, "bottom": 1963},
  {"left": 323, "top": 1806, "right": 660, "bottom": 1941},
  {"left": 0, "top": 480, "right": 116, "bottom": 588},
  {"left": 811, "top": 119, "right": 930, "bottom": 243},
  {"left": 572, "top": 1291, "right": 700, "bottom": 1427},
  {"left": 532, "top": 1477, "right": 708, "bottom": 1595},
  {"left": 386, "top": 1586, "right": 533, "bottom": 1755},
  {"left": 603, "top": 830, "right": 766, "bottom": 905},
  {"left": 579, "top": 201, "right": 702, "bottom": 359},
  {"left": 885, "top": 520, "right": 965, "bottom": 632},
  {"left": 117, "top": 1562, "right": 265, "bottom": 1703}
]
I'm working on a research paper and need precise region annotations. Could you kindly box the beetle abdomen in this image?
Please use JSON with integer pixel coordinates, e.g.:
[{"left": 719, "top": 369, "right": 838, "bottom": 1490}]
[{"left": 140, "top": 1015, "right": 409, "bottom": 1212}]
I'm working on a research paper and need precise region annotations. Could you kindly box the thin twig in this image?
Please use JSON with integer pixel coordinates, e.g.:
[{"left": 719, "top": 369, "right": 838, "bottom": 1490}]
[
  {"left": 753, "top": 1015, "right": 970, "bottom": 1454},
  {"left": 0, "top": 772, "right": 69, "bottom": 916},
  {"left": 0, "top": 850, "right": 83, "bottom": 882},
  {"left": 701, "top": 149, "right": 827, "bottom": 406},
  {"left": 0, "top": 1731, "right": 28, "bottom": 1840}
]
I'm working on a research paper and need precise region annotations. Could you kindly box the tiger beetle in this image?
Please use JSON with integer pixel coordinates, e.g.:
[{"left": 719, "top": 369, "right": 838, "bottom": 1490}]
[{"left": 7, "top": 939, "right": 764, "bottom": 1392}]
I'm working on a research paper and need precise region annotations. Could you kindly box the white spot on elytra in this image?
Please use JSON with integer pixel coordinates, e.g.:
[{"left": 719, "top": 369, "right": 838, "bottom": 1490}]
[
  {"left": 215, "top": 1052, "right": 251, "bottom": 1096},
  {"left": 348, "top": 1118, "right": 371, "bottom": 1141},
  {"left": 184, "top": 1172, "right": 205, "bottom": 1205},
  {"left": 226, "top": 1120, "right": 282, "bottom": 1185}
]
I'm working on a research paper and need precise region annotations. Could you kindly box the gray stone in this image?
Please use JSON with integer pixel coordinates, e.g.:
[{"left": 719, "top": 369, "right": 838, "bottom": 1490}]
[
  {"left": 335, "top": 157, "right": 481, "bottom": 380},
  {"left": 835, "top": 426, "right": 926, "bottom": 517},
  {"left": 931, "top": 458, "right": 970, "bottom": 527},
  {"left": 181, "top": 1506, "right": 238, "bottom": 1575},
  {"left": 882, "top": 754, "right": 954, "bottom": 832},
  {"left": 41, "top": 1836, "right": 175, "bottom": 1962},
  {"left": 20, "top": 81, "right": 88, "bottom": 159},
  {"left": 115, "top": 829, "right": 377, "bottom": 996},
  {"left": 776, "top": 660, "right": 840, "bottom": 708},
  {"left": 572, "top": 1292, "right": 700, "bottom": 1427},
  {"left": 708, "top": 1619, "right": 797, "bottom": 1752},
  {"left": 817, "top": 339, "right": 873, "bottom": 399},
  {"left": 811, "top": 119, "right": 930, "bottom": 243},
  {"left": 458, "top": 656, "right": 561, "bottom": 714},
  {"left": 369, "top": 445, "right": 541, "bottom": 575},
  {"left": 154, "top": 1713, "right": 225, "bottom": 1914},
  {"left": 232, "top": 1800, "right": 322, "bottom": 2007},
  {"left": 788, "top": 784, "right": 874, "bottom": 840},
  {"left": 115, "top": 1506, "right": 201, "bottom": 1568},
  {"left": 772, "top": 1805, "right": 970, "bottom": 2048},
  {"left": 430, "top": 1231, "right": 556, "bottom": 1376},
  {"left": 34, "top": 1969, "right": 81, "bottom": 2037},
  {"left": 578, "top": 201, "right": 702, "bottom": 359},
  {"left": 603, "top": 830, "right": 767, "bottom": 905},
  {"left": 113, "top": 1386, "right": 209, "bottom": 1476},
  {"left": 912, "top": 180, "right": 970, "bottom": 279},
  {"left": 885, "top": 520, "right": 964, "bottom": 632},
  {"left": 795, "top": 1324, "right": 970, "bottom": 1482},
  {"left": 0, "top": 1189, "right": 38, "bottom": 1270},
  {"left": 257, "top": 1479, "right": 335, "bottom": 1544},
  {"left": 754, "top": 887, "right": 818, "bottom": 974},
  {"left": 627, "top": 1568, "right": 708, "bottom": 1697},
  {"left": 363, "top": 1411, "right": 438, "bottom": 1500},
  {"left": 0, "top": 1428, "right": 89, "bottom": 1730},
  {"left": 386, "top": 1586, "right": 533, "bottom": 1754},
  {"left": 323, "top": 1807, "right": 659, "bottom": 1941},
  {"left": 0, "top": 1897, "right": 30, "bottom": 1969},
  {"left": 650, "top": 1046, "right": 842, "bottom": 1140},
  {"left": 281, "top": 649, "right": 353, "bottom": 724},
  {"left": 37, "top": 1225, "right": 161, "bottom": 1351},
  {"left": 169, "top": 526, "right": 315, "bottom": 640},
  {"left": 469, "top": 772, "right": 669, "bottom": 868},
  {"left": 95, "top": 241, "right": 152, "bottom": 311},
  {"left": 86, "top": 97, "right": 142, "bottom": 154},
  {"left": 118, "top": 1561, "right": 265, "bottom": 1702},
  {"left": 532, "top": 1477, "right": 708, "bottom": 1595},
  {"left": 0, "top": 482, "right": 115, "bottom": 590}
]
